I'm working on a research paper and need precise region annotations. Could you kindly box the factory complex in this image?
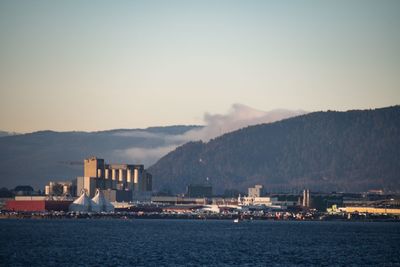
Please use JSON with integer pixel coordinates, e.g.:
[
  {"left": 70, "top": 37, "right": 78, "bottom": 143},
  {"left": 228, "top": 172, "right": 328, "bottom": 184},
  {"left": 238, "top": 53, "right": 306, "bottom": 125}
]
[
  {"left": 5, "top": 157, "right": 151, "bottom": 212},
  {"left": 2, "top": 158, "right": 400, "bottom": 220},
  {"left": 44, "top": 157, "right": 152, "bottom": 201}
]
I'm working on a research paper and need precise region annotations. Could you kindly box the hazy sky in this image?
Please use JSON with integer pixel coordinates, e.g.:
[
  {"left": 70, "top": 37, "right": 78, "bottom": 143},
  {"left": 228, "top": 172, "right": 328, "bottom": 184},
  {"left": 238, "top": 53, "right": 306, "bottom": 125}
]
[{"left": 0, "top": 0, "right": 399, "bottom": 133}]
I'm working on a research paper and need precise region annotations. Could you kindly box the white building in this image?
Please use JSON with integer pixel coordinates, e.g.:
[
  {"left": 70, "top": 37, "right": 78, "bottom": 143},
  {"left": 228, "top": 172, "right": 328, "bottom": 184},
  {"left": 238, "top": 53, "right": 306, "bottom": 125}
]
[{"left": 248, "top": 185, "right": 264, "bottom": 198}]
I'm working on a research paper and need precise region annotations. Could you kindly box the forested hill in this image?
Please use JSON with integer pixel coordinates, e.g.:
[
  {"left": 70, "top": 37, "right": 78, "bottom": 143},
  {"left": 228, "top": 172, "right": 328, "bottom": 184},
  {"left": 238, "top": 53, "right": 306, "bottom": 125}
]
[
  {"left": 148, "top": 106, "right": 400, "bottom": 194},
  {"left": 0, "top": 125, "right": 201, "bottom": 189}
]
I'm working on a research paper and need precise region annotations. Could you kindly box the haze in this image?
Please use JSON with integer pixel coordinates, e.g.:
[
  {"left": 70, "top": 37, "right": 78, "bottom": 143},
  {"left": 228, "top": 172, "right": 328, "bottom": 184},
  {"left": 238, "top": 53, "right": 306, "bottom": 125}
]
[{"left": 0, "top": 0, "right": 399, "bottom": 133}]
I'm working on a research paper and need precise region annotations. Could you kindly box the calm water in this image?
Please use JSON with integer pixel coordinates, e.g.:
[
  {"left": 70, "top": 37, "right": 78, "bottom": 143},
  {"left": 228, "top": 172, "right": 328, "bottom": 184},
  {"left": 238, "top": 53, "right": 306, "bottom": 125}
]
[{"left": 0, "top": 219, "right": 399, "bottom": 266}]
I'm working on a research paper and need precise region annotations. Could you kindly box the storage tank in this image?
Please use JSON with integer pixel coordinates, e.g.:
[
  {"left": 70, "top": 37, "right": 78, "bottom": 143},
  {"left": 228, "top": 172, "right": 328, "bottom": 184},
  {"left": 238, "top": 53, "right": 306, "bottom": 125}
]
[
  {"left": 45, "top": 185, "right": 50, "bottom": 196},
  {"left": 63, "top": 185, "right": 69, "bottom": 195}
]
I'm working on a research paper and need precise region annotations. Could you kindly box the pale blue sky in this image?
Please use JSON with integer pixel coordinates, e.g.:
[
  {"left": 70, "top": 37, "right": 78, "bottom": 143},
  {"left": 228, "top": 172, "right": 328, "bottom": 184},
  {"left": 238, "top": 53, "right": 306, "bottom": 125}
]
[{"left": 0, "top": 0, "right": 399, "bottom": 132}]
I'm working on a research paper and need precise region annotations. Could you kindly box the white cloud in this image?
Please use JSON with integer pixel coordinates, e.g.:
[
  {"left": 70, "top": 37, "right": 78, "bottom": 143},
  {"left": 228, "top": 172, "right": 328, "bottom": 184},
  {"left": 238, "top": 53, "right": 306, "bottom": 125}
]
[
  {"left": 112, "top": 145, "right": 177, "bottom": 166},
  {"left": 112, "top": 131, "right": 162, "bottom": 139},
  {"left": 112, "top": 104, "right": 307, "bottom": 166},
  {"left": 178, "top": 103, "right": 307, "bottom": 142}
]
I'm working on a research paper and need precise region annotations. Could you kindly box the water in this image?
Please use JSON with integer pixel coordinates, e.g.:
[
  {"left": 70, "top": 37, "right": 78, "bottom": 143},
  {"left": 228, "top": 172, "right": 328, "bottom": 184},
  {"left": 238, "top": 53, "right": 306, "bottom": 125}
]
[{"left": 0, "top": 219, "right": 399, "bottom": 266}]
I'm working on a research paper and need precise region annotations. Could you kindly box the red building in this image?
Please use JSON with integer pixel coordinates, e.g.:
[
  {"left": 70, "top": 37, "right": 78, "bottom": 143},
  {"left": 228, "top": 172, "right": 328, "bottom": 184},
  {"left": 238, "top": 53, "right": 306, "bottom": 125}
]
[{"left": 5, "top": 200, "right": 72, "bottom": 212}]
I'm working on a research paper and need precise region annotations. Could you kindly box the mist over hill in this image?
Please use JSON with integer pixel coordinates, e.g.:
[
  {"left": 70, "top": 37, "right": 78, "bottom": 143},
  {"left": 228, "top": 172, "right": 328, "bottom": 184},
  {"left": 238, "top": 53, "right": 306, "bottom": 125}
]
[
  {"left": 0, "top": 126, "right": 200, "bottom": 189},
  {"left": 148, "top": 106, "right": 400, "bottom": 194},
  {"left": 0, "top": 105, "right": 304, "bottom": 189}
]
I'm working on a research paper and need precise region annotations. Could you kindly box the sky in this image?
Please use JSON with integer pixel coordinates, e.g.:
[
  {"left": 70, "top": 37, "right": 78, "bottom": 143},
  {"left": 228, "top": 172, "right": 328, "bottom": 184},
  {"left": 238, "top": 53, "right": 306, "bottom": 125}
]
[{"left": 0, "top": 0, "right": 399, "bottom": 133}]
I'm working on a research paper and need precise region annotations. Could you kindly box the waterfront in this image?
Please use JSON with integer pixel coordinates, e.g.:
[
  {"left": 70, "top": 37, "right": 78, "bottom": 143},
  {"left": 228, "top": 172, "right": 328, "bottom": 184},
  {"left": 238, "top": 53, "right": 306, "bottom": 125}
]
[{"left": 1, "top": 219, "right": 399, "bottom": 266}]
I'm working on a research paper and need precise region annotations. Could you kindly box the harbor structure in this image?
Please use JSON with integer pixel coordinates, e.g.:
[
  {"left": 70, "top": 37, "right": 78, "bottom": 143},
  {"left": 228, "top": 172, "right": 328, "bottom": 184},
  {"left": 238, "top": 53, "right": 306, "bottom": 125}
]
[{"left": 77, "top": 157, "right": 152, "bottom": 201}]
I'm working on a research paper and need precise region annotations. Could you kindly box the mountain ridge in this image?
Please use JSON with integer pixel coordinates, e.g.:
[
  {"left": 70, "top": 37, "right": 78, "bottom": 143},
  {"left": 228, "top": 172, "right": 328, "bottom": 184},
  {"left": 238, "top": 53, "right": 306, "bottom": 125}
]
[{"left": 148, "top": 106, "right": 400, "bottom": 193}]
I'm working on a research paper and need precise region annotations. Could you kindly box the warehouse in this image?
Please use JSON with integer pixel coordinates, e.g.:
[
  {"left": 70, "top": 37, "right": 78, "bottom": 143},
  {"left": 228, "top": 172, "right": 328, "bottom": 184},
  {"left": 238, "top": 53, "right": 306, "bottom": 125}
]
[{"left": 5, "top": 196, "right": 72, "bottom": 212}]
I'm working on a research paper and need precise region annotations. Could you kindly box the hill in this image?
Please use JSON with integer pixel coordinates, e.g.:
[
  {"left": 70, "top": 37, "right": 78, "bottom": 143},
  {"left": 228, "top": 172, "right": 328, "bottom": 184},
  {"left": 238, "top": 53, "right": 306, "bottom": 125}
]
[
  {"left": 148, "top": 106, "right": 400, "bottom": 194},
  {"left": 0, "top": 125, "right": 200, "bottom": 189},
  {"left": 0, "top": 131, "right": 20, "bottom": 137}
]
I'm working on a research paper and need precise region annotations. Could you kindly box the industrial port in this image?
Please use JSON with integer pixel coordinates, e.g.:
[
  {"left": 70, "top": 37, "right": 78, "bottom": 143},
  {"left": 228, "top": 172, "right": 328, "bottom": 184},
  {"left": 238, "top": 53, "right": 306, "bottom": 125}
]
[{"left": 1, "top": 157, "right": 400, "bottom": 222}]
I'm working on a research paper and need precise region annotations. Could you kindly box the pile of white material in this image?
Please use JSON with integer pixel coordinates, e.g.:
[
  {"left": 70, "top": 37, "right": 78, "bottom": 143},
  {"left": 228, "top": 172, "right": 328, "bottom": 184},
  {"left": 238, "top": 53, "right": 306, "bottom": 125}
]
[
  {"left": 91, "top": 189, "right": 114, "bottom": 212},
  {"left": 69, "top": 190, "right": 96, "bottom": 212},
  {"left": 69, "top": 189, "right": 114, "bottom": 212}
]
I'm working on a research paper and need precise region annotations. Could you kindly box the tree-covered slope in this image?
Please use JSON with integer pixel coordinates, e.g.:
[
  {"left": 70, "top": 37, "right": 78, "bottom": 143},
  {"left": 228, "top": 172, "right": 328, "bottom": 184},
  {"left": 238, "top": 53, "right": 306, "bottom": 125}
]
[
  {"left": 0, "top": 125, "right": 201, "bottom": 189},
  {"left": 149, "top": 106, "right": 400, "bottom": 193}
]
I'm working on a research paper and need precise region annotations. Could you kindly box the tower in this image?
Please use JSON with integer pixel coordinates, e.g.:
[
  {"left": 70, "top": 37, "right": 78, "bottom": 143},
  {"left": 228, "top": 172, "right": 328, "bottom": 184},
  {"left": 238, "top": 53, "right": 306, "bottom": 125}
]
[
  {"left": 302, "top": 189, "right": 310, "bottom": 208},
  {"left": 84, "top": 157, "right": 105, "bottom": 178}
]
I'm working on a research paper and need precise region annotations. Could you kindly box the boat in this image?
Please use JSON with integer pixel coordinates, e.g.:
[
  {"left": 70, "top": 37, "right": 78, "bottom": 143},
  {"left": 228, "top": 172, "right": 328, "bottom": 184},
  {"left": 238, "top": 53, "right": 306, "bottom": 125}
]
[{"left": 233, "top": 218, "right": 240, "bottom": 223}]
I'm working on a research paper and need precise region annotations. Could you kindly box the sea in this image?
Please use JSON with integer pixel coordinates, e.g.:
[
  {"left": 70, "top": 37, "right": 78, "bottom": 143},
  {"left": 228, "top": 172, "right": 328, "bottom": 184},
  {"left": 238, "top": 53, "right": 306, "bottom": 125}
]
[{"left": 0, "top": 219, "right": 399, "bottom": 266}]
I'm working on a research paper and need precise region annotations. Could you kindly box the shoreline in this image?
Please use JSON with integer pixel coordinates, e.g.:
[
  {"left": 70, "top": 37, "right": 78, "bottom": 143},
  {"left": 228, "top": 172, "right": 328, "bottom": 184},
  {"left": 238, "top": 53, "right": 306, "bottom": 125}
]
[{"left": 1, "top": 212, "right": 399, "bottom": 222}]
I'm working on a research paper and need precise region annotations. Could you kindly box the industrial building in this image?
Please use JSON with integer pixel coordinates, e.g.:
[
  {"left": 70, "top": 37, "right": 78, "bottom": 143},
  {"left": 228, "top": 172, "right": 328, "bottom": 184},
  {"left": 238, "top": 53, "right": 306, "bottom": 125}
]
[
  {"left": 240, "top": 196, "right": 278, "bottom": 206},
  {"left": 237, "top": 185, "right": 298, "bottom": 210},
  {"left": 151, "top": 196, "right": 210, "bottom": 205},
  {"left": 238, "top": 195, "right": 297, "bottom": 210},
  {"left": 338, "top": 206, "right": 400, "bottom": 215},
  {"left": 44, "top": 181, "right": 76, "bottom": 197},
  {"left": 248, "top": 185, "right": 264, "bottom": 198},
  {"left": 186, "top": 184, "right": 212, "bottom": 198},
  {"left": 77, "top": 157, "right": 152, "bottom": 201},
  {"left": 5, "top": 196, "right": 72, "bottom": 212}
]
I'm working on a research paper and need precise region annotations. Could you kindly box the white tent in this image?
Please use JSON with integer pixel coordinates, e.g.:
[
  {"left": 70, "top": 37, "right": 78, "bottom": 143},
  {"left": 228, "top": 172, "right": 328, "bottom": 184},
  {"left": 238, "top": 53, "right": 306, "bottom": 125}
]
[
  {"left": 91, "top": 189, "right": 114, "bottom": 212},
  {"left": 69, "top": 189, "right": 97, "bottom": 212}
]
